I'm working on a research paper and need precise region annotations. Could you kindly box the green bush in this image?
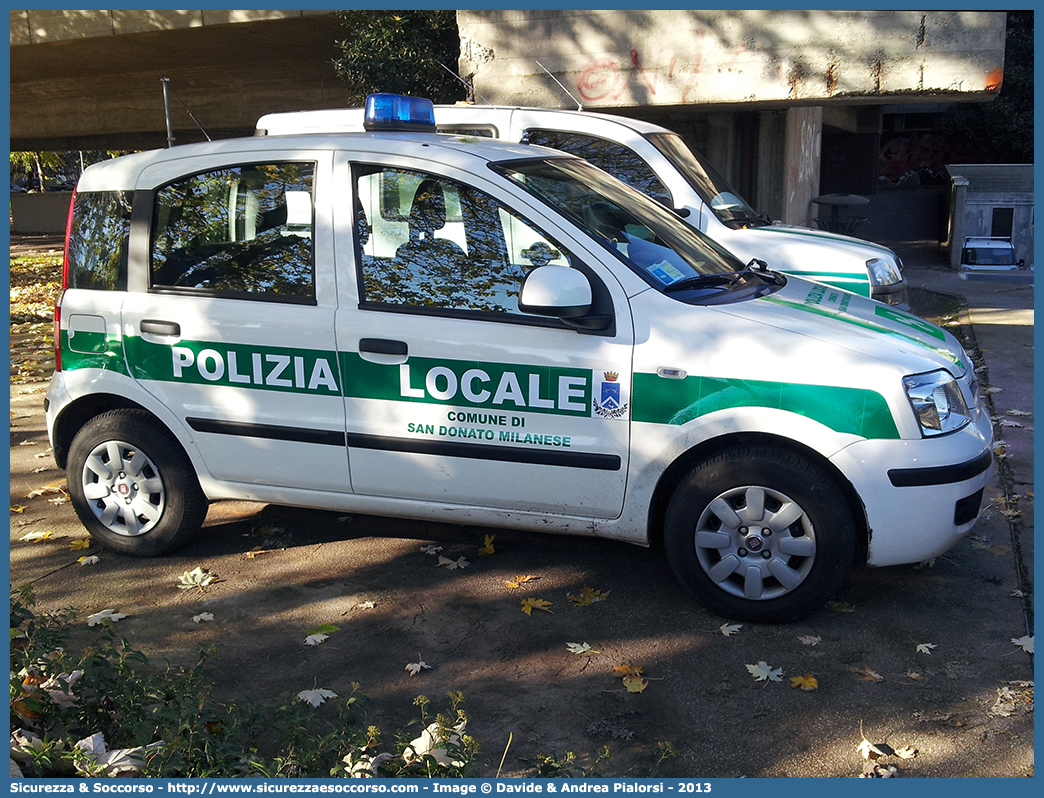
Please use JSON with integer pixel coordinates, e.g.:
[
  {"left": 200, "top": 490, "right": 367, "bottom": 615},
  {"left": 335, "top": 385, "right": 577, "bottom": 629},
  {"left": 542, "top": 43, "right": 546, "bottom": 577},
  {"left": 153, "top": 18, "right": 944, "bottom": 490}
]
[{"left": 10, "top": 586, "right": 480, "bottom": 778}]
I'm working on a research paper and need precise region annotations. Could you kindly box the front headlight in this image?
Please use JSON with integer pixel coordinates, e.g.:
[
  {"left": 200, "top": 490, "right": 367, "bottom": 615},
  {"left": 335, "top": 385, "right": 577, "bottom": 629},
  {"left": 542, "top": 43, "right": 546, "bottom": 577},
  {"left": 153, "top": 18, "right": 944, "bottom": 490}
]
[
  {"left": 866, "top": 256, "right": 903, "bottom": 287},
  {"left": 903, "top": 370, "right": 971, "bottom": 436}
]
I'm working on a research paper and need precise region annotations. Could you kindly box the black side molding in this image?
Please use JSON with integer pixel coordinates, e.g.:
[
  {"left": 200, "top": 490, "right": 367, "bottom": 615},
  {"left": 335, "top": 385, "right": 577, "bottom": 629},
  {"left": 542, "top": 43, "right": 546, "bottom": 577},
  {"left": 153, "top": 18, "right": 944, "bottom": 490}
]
[
  {"left": 887, "top": 449, "right": 992, "bottom": 488},
  {"left": 348, "top": 433, "right": 621, "bottom": 471},
  {"left": 187, "top": 417, "right": 345, "bottom": 447}
]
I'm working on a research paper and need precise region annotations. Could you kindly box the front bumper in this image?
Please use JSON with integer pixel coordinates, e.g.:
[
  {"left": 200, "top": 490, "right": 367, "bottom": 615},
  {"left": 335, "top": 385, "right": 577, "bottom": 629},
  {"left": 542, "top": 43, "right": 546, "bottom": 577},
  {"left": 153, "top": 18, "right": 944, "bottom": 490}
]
[{"left": 830, "top": 412, "right": 994, "bottom": 567}]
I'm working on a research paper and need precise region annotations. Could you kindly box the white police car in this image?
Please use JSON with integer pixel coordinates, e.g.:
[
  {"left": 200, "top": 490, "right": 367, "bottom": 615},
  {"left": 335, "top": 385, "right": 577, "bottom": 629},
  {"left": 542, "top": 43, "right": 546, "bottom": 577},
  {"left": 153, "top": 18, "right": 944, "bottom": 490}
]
[
  {"left": 257, "top": 102, "right": 908, "bottom": 306},
  {"left": 47, "top": 94, "right": 992, "bottom": 622}
]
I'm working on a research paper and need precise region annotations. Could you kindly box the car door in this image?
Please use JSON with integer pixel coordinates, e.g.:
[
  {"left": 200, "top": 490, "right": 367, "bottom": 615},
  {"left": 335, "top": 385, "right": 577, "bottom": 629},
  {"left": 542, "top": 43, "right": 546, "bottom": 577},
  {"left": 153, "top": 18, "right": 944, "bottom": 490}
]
[
  {"left": 122, "top": 152, "right": 350, "bottom": 493},
  {"left": 336, "top": 155, "right": 633, "bottom": 518}
]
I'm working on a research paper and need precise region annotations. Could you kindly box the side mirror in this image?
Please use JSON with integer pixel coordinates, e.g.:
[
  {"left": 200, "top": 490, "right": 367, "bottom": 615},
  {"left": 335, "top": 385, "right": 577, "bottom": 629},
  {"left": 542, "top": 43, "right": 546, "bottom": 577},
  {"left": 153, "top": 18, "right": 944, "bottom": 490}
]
[{"left": 518, "top": 266, "right": 592, "bottom": 318}]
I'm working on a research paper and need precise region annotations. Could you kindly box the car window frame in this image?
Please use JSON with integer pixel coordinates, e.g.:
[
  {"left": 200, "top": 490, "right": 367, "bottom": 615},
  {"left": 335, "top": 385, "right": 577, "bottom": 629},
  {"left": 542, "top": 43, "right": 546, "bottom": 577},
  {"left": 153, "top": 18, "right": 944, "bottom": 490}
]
[{"left": 146, "top": 159, "right": 319, "bottom": 306}]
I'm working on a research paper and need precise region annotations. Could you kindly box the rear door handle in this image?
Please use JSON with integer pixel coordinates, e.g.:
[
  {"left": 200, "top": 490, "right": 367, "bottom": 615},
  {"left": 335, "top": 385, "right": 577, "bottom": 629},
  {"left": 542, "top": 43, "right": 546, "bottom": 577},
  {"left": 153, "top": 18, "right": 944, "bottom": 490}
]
[{"left": 140, "top": 319, "right": 181, "bottom": 337}]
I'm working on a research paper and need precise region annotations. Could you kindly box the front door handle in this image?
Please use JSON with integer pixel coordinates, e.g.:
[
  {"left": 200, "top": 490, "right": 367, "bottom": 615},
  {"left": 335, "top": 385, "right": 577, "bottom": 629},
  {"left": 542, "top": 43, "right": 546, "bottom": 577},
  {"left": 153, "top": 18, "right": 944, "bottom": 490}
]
[
  {"left": 358, "top": 338, "right": 409, "bottom": 365},
  {"left": 359, "top": 338, "right": 408, "bottom": 356}
]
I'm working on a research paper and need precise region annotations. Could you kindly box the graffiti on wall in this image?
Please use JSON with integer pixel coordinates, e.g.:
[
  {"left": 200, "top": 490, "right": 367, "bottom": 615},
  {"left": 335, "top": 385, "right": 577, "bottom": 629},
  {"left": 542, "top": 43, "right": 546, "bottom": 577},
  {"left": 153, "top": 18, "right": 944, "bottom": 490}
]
[{"left": 574, "top": 35, "right": 800, "bottom": 104}]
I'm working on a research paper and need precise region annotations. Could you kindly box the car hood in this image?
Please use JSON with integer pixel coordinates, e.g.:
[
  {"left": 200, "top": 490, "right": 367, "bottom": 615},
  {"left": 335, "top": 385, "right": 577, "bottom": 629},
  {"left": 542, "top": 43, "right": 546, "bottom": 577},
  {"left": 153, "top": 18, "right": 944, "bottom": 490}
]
[
  {"left": 714, "top": 276, "right": 968, "bottom": 377},
  {"left": 750, "top": 224, "right": 897, "bottom": 258}
]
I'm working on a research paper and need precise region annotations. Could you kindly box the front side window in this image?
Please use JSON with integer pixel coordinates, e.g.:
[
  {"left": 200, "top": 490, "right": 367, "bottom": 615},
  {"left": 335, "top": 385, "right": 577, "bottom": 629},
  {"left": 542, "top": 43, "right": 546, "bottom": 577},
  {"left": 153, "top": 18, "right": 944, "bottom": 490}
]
[
  {"left": 354, "top": 165, "right": 572, "bottom": 317},
  {"left": 67, "top": 190, "right": 134, "bottom": 291},
  {"left": 645, "top": 133, "right": 767, "bottom": 228},
  {"left": 523, "top": 128, "right": 671, "bottom": 206},
  {"left": 151, "top": 162, "right": 315, "bottom": 302}
]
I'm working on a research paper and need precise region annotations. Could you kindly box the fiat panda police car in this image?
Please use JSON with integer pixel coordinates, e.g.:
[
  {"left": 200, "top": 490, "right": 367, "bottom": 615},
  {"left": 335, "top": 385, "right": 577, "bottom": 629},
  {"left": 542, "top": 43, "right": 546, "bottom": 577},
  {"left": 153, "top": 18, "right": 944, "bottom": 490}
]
[{"left": 47, "top": 94, "right": 993, "bottom": 622}]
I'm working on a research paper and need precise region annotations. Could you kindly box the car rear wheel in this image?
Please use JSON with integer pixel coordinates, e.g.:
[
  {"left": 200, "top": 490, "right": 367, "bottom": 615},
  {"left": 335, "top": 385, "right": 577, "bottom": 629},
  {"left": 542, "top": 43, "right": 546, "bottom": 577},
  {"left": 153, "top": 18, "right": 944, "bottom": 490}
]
[
  {"left": 664, "top": 445, "right": 855, "bottom": 623},
  {"left": 67, "top": 409, "right": 208, "bottom": 557}
]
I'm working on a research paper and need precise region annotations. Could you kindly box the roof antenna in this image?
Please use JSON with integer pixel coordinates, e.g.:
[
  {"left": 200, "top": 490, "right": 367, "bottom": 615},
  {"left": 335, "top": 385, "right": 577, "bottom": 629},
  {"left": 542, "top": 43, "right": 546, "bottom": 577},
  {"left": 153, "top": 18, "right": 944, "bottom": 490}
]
[
  {"left": 535, "top": 60, "right": 582, "bottom": 111},
  {"left": 437, "top": 61, "right": 495, "bottom": 107},
  {"left": 158, "top": 74, "right": 211, "bottom": 145}
]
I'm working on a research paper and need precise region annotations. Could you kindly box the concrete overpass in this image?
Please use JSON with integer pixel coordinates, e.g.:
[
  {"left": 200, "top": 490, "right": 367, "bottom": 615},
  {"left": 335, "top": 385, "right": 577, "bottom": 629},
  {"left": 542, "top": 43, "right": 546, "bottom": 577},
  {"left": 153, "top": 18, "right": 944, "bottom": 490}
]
[
  {"left": 9, "top": 10, "right": 347, "bottom": 151},
  {"left": 10, "top": 9, "right": 1007, "bottom": 231}
]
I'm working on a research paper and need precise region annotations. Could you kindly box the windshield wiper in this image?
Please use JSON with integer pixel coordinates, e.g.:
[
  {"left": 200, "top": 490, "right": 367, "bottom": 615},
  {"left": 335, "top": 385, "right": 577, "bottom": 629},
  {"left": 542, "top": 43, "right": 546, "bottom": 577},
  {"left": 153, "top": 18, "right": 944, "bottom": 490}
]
[
  {"left": 662, "top": 261, "right": 784, "bottom": 294},
  {"left": 662, "top": 270, "right": 747, "bottom": 294}
]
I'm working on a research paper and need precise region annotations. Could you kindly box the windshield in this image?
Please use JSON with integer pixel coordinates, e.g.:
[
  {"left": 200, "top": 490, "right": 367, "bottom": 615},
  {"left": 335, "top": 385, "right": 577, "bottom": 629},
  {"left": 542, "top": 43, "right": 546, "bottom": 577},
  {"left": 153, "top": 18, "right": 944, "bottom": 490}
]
[
  {"left": 493, "top": 157, "right": 748, "bottom": 289},
  {"left": 646, "top": 133, "right": 768, "bottom": 229}
]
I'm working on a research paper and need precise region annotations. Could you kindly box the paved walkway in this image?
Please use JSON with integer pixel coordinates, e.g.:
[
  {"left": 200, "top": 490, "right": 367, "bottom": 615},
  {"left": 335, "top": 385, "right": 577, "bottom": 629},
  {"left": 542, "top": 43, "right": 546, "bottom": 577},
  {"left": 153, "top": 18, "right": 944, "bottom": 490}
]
[{"left": 895, "top": 240, "right": 1034, "bottom": 630}]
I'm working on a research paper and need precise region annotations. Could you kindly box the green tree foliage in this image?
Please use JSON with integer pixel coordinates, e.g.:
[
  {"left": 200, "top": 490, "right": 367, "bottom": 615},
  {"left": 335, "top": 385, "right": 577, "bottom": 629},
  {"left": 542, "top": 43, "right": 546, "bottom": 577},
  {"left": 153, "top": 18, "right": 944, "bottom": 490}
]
[
  {"left": 333, "top": 11, "right": 465, "bottom": 104},
  {"left": 940, "top": 11, "right": 1033, "bottom": 163},
  {"left": 10, "top": 151, "right": 66, "bottom": 191}
]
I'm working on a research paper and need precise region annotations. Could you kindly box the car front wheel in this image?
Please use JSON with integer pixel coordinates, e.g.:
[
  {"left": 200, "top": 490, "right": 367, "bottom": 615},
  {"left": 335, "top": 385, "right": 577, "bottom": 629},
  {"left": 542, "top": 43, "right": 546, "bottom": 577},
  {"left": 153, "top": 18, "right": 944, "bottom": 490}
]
[{"left": 664, "top": 445, "right": 855, "bottom": 623}]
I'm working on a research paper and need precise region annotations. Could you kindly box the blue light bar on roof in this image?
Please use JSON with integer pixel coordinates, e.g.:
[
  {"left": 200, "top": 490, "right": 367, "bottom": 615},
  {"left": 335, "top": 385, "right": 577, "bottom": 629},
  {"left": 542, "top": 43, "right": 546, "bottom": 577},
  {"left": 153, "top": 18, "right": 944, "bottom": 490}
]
[{"left": 363, "top": 93, "right": 436, "bottom": 132}]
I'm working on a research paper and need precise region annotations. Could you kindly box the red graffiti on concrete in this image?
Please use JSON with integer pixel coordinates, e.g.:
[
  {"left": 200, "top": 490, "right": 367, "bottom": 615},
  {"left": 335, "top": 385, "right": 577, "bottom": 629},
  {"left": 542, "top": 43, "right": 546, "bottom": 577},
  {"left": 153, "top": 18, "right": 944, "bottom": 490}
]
[
  {"left": 630, "top": 49, "right": 658, "bottom": 95},
  {"left": 576, "top": 57, "right": 625, "bottom": 102},
  {"left": 576, "top": 40, "right": 786, "bottom": 103}
]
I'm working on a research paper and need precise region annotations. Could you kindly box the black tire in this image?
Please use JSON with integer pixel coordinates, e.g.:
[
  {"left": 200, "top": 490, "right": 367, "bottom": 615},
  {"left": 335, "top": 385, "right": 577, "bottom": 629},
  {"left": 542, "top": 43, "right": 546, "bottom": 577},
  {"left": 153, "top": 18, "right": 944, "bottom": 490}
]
[
  {"left": 664, "top": 446, "right": 855, "bottom": 623},
  {"left": 66, "top": 409, "right": 208, "bottom": 557}
]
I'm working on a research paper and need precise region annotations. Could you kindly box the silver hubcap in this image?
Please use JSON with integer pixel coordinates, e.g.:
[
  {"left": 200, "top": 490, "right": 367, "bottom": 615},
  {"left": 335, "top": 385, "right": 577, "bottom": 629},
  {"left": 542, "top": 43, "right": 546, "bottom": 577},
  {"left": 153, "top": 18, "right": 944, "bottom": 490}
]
[
  {"left": 693, "top": 485, "right": 817, "bottom": 601},
  {"left": 81, "top": 440, "right": 165, "bottom": 537}
]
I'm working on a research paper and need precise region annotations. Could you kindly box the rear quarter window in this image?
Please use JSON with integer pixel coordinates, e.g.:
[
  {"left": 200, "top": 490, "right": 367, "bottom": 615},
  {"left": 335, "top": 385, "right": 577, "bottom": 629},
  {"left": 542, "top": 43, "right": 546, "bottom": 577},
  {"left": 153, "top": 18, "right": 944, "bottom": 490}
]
[{"left": 66, "top": 190, "right": 134, "bottom": 291}]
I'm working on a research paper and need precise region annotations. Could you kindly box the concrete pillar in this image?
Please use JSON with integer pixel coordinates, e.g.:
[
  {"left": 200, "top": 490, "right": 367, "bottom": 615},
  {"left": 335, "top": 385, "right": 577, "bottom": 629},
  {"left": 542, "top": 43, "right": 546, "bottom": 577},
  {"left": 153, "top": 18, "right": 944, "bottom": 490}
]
[
  {"left": 703, "top": 114, "right": 735, "bottom": 186},
  {"left": 756, "top": 112, "right": 787, "bottom": 222},
  {"left": 948, "top": 176, "right": 969, "bottom": 270},
  {"left": 781, "top": 106, "right": 822, "bottom": 226}
]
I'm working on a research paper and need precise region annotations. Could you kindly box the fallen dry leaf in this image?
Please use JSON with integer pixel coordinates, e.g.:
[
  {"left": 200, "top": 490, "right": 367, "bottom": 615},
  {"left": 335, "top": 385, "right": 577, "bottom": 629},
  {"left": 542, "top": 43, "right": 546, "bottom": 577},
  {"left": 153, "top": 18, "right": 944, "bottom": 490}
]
[
  {"left": 568, "top": 586, "right": 610, "bottom": 606},
  {"left": 790, "top": 674, "right": 818, "bottom": 691},
  {"left": 566, "top": 642, "right": 598, "bottom": 655},
  {"left": 850, "top": 666, "right": 884, "bottom": 682},
  {"left": 857, "top": 738, "right": 888, "bottom": 761},
  {"left": 520, "top": 598, "right": 554, "bottom": 616},
  {"left": 87, "top": 609, "right": 127, "bottom": 627},
  {"left": 622, "top": 674, "right": 647, "bottom": 693},
  {"left": 720, "top": 623, "right": 742, "bottom": 637},
  {"left": 746, "top": 661, "right": 783, "bottom": 682},
  {"left": 78, "top": 555, "right": 99, "bottom": 566},
  {"left": 406, "top": 657, "right": 432, "bottom": 676},
  {"left": 916, "top": 642, "right": 937, "bottom": 655},
  {"left": 437, "top": 555, "right": 469, "bottom": 571},
  {"left": 20, "top": 530, "right": 54, "bottom": 542},
  {"left": 297, "top": 688, "right": 337, "bottom": 707},
  {"left": 798, "top": 635, "right": 822, "bottom": 646},
  {"left": 68, "top": 539, "right": 92, "bottom": 551},
  {"left": 192, "top": 613, "right": 214, "bottom": 624},
  {"left": 420, "top": 544, "right": 443, "bottom": 556},
  {"left": 504, "top": 574, "right": 538, "bottom": 589},
  {"left": 26, "top": 485, "right": 64, "bottom": 499},
  {"left": 177, "top": 566, "right": 216, "bottom": 591},
  {"left": 477, "top": 535, "right": 495, "bottom": 556},
  {"left": 613, "top": 663, "right": 643, "bottom": 679},
  {"left": 1011, "top": 635, "right": 1033, "bottom": 654}
]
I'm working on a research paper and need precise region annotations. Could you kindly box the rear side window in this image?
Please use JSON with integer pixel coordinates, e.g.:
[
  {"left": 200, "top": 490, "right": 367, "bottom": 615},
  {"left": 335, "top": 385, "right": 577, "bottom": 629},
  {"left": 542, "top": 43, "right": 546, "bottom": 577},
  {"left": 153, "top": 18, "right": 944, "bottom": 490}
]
[
  {"left": 522, "top": 129, "right": 671, "bottom": 205},
  {"left": 150, "top": 162, "right": 315, "bottom": 303},
  {"left": 67, "top": 190, "right": 133, "bottom": 291}
]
